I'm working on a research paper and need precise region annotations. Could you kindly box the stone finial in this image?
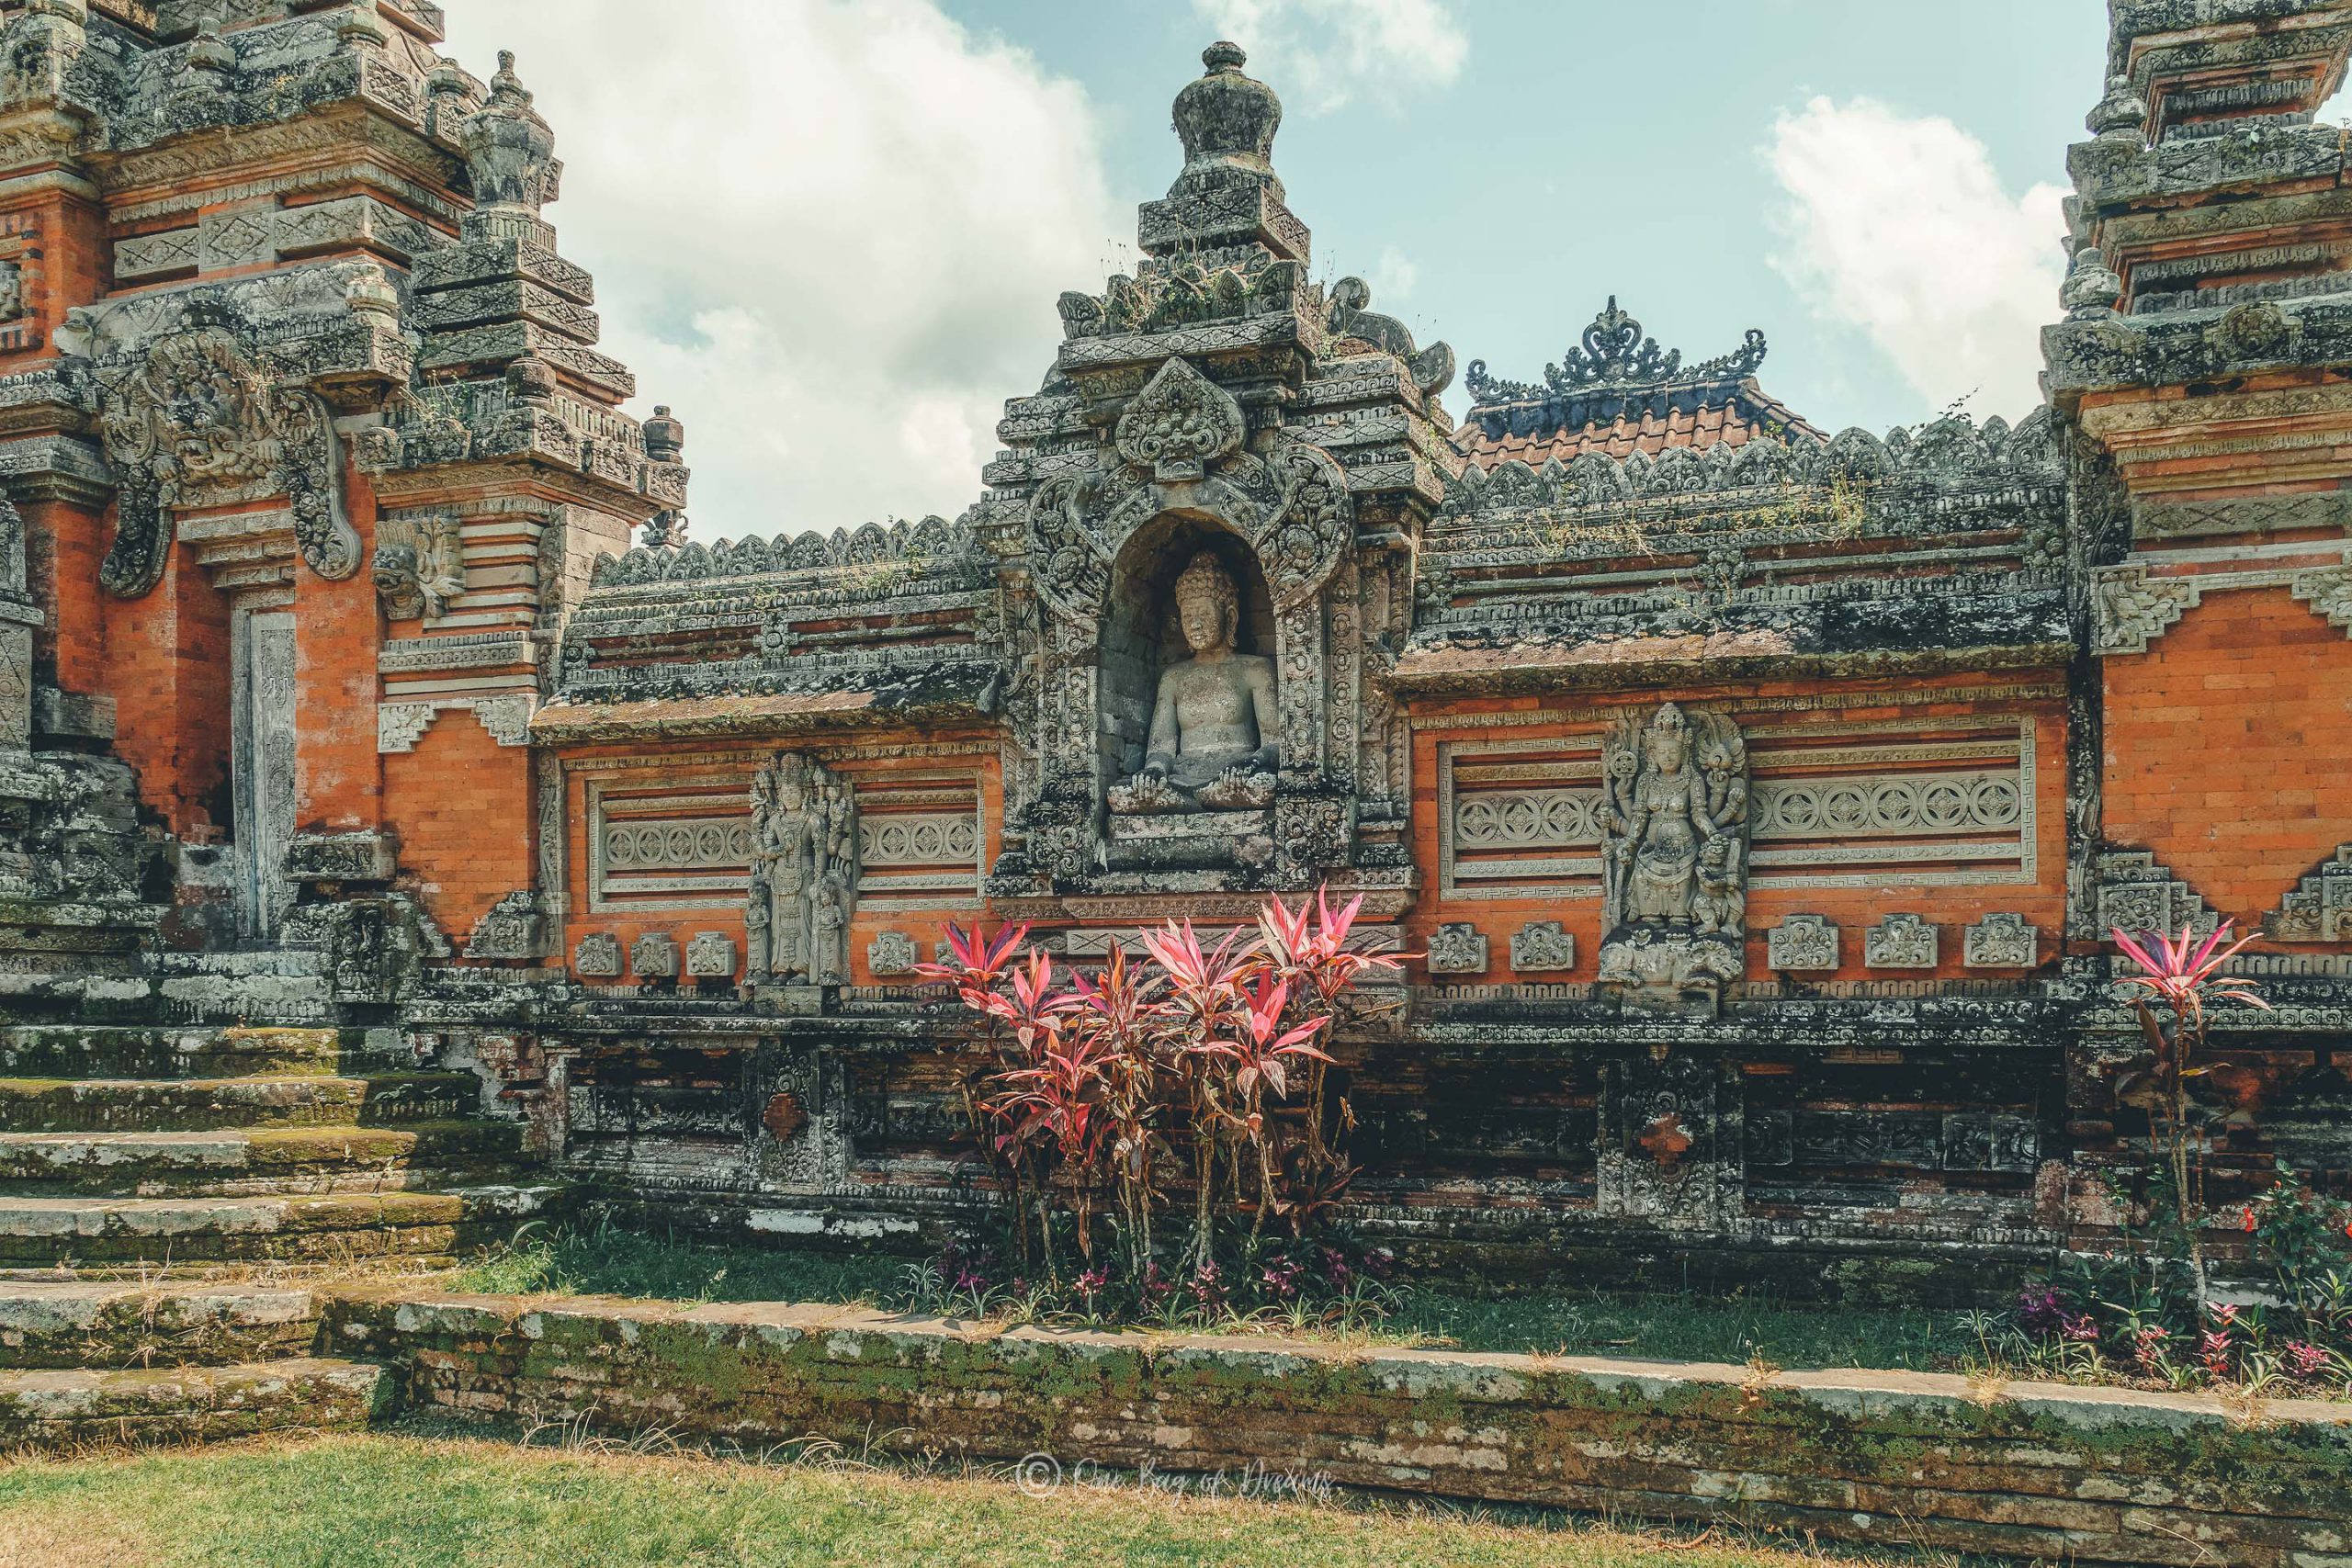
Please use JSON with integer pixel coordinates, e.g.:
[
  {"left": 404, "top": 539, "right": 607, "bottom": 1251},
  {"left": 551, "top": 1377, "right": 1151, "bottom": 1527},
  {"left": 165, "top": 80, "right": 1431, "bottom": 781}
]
[
  {"left": 642, "top": 404, "right": 685, "bottom": 464},
  {"left": 344, "top": 263, "right": 400, "bottom": 321},
  {"left": 460, "top": 49, "right": 559, "bottom": 213},
  {"left": 188, "top": 8, "right": 234, "bottom": 77},
  {"left": 2086, "top": 74, "right": 2148, "bottom": 141},
  {"left": 1172, "top": 40, "right": 1282, "bottom": 188},
  {"left": 337, "top": 0, "right": 390, "bottom": 48},
  {"left": 2061, "top": 243, "right": 2124, "bottom": 321}
]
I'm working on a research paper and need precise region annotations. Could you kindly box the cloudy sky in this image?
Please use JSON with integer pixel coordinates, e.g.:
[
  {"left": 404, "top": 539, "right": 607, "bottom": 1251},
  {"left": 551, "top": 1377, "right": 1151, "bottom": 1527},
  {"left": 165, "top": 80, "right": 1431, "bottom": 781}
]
[{"left": 437, "top": 1, "right": 2138, "bottom": 539}]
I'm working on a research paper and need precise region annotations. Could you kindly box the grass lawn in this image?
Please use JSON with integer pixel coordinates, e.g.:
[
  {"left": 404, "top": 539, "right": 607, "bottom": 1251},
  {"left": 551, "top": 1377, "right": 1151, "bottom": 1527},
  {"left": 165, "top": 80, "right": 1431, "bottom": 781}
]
[
  {"left": 450, "top": 1226, "right": 1982, "bottom": 1374},
  {"left": 0, "top": 1426, "right": 1970, "bottom": 1568}
]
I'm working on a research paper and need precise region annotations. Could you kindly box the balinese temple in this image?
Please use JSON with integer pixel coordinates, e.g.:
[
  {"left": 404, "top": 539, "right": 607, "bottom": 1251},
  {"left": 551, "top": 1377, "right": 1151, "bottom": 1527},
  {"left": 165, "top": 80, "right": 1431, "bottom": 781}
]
[{"left": 0, "top": 0, "right": 2343, "bottom": 1303}]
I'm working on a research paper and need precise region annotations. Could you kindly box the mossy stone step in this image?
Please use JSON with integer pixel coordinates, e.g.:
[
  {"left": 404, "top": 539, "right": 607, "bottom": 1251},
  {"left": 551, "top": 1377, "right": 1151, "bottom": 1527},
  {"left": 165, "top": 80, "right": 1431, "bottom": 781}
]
[
  {"left": 0, "top": 1280, "right": 320, "bottom": 1370},
  {"left": 0, "top": 1073, "right": 479, "bottom": 1133},
  {"left": 0, "top": 1182, "right": 574, "bottom": 1265},
  {"left": 0, "top": 1026, "right": 395, "bottom": 1082},
  {"left": 0, "top": 1121, "right": 525, "bottom": 1195},
  {"left": 0, "top": 1355, "right": 391, "bottom": 1452}
]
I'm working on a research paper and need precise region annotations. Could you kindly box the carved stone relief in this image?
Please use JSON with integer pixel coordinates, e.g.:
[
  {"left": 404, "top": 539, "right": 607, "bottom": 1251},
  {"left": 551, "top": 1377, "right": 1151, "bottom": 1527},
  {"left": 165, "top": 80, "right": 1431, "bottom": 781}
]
[
  {"left": 747, "top": 752, "right": 858, "bottom": 986},
  {"left": 1864, "top": 913, "right": 1939, "bottom": 969},
  {"left": 2090, "top": 564, "right": 2200, "bottom": 655},
  {"left": 0, "top": 260, "right": 21, "bottom": 325},
  {"left": 2266, "top": 846, "right": 2352, "bottom": 942},
  {"left": 89, "top": 325, "right": 359, "bottom": 598},
  {"left": 866, "top": 930, "right": 919, "bottom": 976},
  {"left": 1962, "top": 912, "right": 2040, "bottom": 968},
  {"left": 2098, "top": 850, "right": 2219, "bottom": 939},
  {"left": 373, "top": 511, "right": 465, "bottom": 619},
  {"left": 462, "top": 890, "right": 545, "bottom": 960},
  {"left": 1597, "top": 703, "right": 1748, "bottom": 998},
  {"left": 684, "top": 931, "right": 737, "bottom": 980},
  {"left": 1425, "top": 922, "right": 1487, "bottom": 974},
  {"left": 629, "top": 931, "right": 678, "bottom": 980},
  {"left": 1767, "top": 914, "right": 1839, "bottom": 972},
  {"left": 1509, "top": 920, "right": 1576, "bottom": 973},
  {"left": 573, "top": 931, "right": 621, "bottom": 977}
]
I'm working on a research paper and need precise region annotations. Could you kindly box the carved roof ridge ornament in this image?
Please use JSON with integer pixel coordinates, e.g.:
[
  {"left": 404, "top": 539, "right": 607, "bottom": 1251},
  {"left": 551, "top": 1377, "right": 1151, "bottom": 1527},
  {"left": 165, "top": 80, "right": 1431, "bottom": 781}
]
[
  {"left": 1114, "top": 355, "right": 1245, "bottom": 481},
  {"left": 89, "top": 321, "right": 360, "bottom": 599},
  {"left": 1464, "top": 297, "right": 1770, "bottom": 410}
]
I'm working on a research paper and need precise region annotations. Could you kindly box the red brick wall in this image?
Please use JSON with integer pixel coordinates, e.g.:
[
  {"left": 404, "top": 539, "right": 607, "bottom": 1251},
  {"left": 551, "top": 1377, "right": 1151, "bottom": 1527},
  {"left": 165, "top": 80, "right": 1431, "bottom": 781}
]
[
  {"left": 2103, "top": 587, "right": 2352, "bottom": 925},
  {"left": 101, "top": 540, "right": 230, "bottom": 835},
  {"left": 384, "top": 713, "right": 532, "bottom": 947},
  {"left": 290, "top": 466, "right": 381, "bottom": 834},
  {"left": 1406, "top": 675, "right": 2072, "bottom": 983}
]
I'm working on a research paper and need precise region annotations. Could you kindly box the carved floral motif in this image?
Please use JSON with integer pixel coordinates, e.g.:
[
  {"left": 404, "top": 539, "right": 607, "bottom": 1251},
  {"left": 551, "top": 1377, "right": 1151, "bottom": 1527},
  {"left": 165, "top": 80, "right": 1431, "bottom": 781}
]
[
  {"left": 1767, "top": 915, "right": 1840, "bottom": 972},
  {"left": 1426, "top": 922, "right": 1488, "bottom": 975},
  {"left": 1509, "top": 920, "right": 1576, "bottom": 973},
  {"left": 1962, "top": 912, "right": 2040, "bottom": 968},
  {"left": 1864, "top": 914, "right": 1939, "bottom": 970}
]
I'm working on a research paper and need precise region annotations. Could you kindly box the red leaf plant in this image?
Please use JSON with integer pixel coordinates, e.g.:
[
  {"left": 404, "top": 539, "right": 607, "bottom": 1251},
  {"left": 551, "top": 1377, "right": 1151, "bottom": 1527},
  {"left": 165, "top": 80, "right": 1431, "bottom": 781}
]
[
  {"left": 2109, "top": 919, "right": 2270, "bottom": 1303},
  {"left": 919, "top": 888, "right": 1401, "bottom": 1280}
]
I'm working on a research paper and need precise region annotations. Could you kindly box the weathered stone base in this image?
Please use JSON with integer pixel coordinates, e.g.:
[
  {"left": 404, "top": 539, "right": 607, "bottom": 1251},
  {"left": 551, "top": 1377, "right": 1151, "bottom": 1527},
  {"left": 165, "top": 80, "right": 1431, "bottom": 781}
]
[
  {"left": 325, "top": 1287, "right": 2352, "bottom": 1568},
  {"left": 0, "top": 1357, "right": 392, "bottom": 1454}
]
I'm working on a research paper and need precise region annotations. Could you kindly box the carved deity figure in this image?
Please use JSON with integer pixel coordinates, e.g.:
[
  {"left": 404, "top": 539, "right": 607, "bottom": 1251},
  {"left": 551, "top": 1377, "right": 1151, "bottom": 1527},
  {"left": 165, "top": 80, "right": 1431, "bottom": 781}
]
[
  {"left": 746, "top": 752, "right": 858, "bottom": 985},
  {"left": 1600, "top": 703, "right": 1749, "bottom": 942},
  {"left": 1109, "top": 552, "right": 1278, "bottom": 813}
]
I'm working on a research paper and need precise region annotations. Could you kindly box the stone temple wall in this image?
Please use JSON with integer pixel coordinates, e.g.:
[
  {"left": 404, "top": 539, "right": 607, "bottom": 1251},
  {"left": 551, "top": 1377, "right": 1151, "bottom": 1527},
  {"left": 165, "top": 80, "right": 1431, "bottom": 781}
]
[{"left": 0, "top": 0, "right": 2346, "bottom": 1296}]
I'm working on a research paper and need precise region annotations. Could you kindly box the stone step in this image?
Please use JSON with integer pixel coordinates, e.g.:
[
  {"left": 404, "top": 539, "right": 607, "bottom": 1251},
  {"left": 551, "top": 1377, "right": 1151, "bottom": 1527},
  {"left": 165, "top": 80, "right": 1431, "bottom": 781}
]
[
  {"left": 0, "top": 1279, "right": 320, "bottom": 1370},
  {"left": 0, "top": 1355, "right": 391, "bottom": 1452},
  {"left": 0, "top": 1121, "right": 525, "bottom": 1196},
  {"left": 0, "top": 1072, "right": 479, "bottom": 1133},
  {"left": 0, "top": 1024, "right": 402, "bottom": 1082},
  {"left": 0, "top": 1182, "right": 573, "bottom": 1266}
]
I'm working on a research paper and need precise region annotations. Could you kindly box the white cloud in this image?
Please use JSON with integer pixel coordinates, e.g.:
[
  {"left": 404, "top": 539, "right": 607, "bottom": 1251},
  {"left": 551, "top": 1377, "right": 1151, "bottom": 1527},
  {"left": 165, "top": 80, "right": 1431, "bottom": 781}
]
[
  {"left": 437, "top": 0, "right": 1122, "bottom": 538},
  {"left": 1368, "top": 244, "right": 1419, "bottom": 301},
  {"left": 1765, "top": 96, "right": 2067, "bottom": 423},
  {"left": 1190, "top": 0, "right": 1466, "bottom": 115}
]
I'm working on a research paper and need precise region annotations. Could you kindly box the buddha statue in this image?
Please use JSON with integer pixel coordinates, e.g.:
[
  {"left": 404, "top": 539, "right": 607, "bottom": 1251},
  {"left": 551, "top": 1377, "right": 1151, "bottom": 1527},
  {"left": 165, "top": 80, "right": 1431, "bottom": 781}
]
[{"left": 1108, "top": 552, "right": 1278, "bottom": 813}]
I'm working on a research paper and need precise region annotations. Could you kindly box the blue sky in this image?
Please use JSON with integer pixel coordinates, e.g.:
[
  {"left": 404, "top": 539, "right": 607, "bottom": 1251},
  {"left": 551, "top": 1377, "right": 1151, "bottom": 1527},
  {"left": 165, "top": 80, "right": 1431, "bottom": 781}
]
[
  {"left": 445, "top": 1, "right": 2124, "bottom": 536},
  {"left": 936, "top": 0, "right": 2112, "bottom": 435}
]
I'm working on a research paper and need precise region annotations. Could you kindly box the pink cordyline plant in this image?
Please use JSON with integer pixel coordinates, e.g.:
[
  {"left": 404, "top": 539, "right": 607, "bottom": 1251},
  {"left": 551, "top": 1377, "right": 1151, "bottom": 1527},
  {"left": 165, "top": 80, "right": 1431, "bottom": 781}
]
[
  {"left": 918, "top": 887, "right": 1402, "bottom": 1279},
  {"left": 2110, "top": 919, "right": 2269, "bottom": 1301}
]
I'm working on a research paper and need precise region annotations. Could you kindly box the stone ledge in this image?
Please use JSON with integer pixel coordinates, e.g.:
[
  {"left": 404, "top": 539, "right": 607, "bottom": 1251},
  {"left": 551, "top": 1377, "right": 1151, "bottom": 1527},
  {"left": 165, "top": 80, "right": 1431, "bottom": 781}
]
[{"left": 322, "top": 1287, "right": 2352, "bottom": 1568}]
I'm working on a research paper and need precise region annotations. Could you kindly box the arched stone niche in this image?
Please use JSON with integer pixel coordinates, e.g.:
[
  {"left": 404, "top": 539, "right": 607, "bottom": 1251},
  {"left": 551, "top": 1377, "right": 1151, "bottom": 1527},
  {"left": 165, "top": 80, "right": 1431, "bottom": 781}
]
[{"left": 1098, "top": 511, "right": 1276, "bottom": 785}]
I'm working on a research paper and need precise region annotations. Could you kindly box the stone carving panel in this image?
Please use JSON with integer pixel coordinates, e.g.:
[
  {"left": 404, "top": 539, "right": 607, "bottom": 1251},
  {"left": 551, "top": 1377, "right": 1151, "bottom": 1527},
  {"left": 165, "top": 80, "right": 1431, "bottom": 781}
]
[
  {"left": 747, "top": 752, "right": 858, "bottom": 986},
  {"left": 684, "top": 931, "right": 737, "bottom": 980},
  {"left": 866, "top": 930, "right": 919, "bottom": 977},
  {"left": 573, "top": 931, "right": 621, "bottom": 977},
  {"left": 2098, "top": 851, "right": 2218, "bottom": 939},
  {"left": 1767, "top": 914, "right": 1839, "bottom": 972},
  {"left": 2265, "top": 846, "right": 2352, "bottom": 942},
  {"left": 373, "top": 511, "right": 465, "bottom": 620},
  {"left": 1509, "top": 920, "right": 1576, "bottom": 973},
  {"left": 629, "top": 931, "right": 678, "bottom": 980},
  {"left": 2091, "top": 564, "right": 2200, "bottom": 655},
  {"left": 1962, "top": 912, "right": 2040, "bottom": 968},
  {"left": 89, "top": 325, "right": 359, "bottom": 598},
  {"left": 1426, "top": 922, "right": 1488, "bottom": 975},
  {"left": 1597, "top": 703, "right": 1748, "bottom": 998},
  {"left": 1864, "top": 914, "right": 1939, "bottom": 969}
]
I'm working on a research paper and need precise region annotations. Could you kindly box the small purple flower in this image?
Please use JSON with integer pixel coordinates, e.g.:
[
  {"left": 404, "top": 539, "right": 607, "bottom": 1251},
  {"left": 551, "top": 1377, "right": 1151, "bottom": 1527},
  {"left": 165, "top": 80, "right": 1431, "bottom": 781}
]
[{"left": 2061, "top": 1313, "right": 2102, "bottom": 1344}]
